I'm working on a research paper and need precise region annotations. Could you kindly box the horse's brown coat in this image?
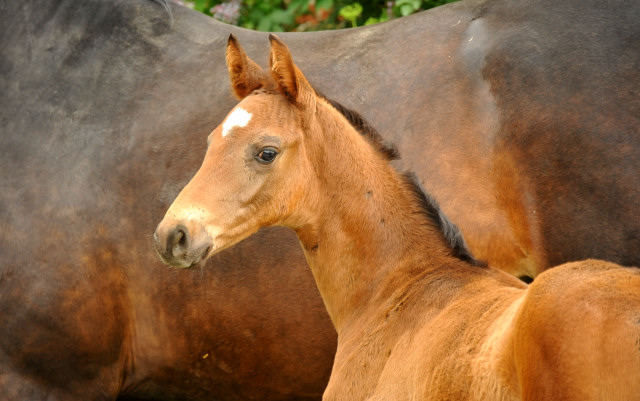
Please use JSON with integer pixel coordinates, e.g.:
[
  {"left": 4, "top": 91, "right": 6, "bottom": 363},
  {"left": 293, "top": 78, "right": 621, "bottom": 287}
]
[
  {"left": 2, "top": 0, "right": 639, "bottom": 399},
  {"left": 155, "top": 35, "right": 640, "bottom": 401}
]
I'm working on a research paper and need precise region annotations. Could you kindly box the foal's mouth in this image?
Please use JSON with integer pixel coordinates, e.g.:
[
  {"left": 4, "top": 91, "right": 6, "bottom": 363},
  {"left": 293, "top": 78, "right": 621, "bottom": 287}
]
[
  {"left": 188, "top": 245, "right": 212, "bottom": 268},
  {"left": 154, "top": 244, "right": 212, "bottom": 269}
]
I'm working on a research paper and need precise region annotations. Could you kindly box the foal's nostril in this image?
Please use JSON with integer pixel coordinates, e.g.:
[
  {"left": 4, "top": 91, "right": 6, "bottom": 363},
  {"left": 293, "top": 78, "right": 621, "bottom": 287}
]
[{"left": 168, "top": 225, "right": 191, "bottom": 258}]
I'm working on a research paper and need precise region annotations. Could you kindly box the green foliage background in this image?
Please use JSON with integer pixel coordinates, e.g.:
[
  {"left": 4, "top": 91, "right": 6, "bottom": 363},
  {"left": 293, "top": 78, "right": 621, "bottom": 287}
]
[{"left": 174, "top": 0, "right": 459, "bottom": 31}]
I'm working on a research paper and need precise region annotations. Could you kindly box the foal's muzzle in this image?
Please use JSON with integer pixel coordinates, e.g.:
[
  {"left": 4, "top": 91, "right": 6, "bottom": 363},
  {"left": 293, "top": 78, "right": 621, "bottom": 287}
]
[{"left": 154, "top": 222, "right": 211, "bottom": 268}]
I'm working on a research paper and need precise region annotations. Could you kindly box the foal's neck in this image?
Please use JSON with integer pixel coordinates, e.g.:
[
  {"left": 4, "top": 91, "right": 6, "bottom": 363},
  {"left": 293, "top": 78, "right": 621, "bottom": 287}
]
[{"left": 295, "top": 101, "right": 463, "bottom": 332}]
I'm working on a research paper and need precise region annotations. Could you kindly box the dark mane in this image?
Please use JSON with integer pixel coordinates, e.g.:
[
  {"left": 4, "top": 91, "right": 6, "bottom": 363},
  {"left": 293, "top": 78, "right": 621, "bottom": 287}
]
[
  {"left": 403, "top": 173, "right": 487, "bottom": 267},
  {"left": 322, "top": 97, "right": 400, "bottom": 161},
  {"left": 323, "top": 96, "right": 485, "bottom": 267}
]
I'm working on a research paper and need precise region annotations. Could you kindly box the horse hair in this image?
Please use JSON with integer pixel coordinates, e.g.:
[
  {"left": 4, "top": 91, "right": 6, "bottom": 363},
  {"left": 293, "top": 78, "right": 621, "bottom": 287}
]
[
  {"left": 323, "top": 96, "right": 485, "bottom": 267},
  {"left": 324, "top": 98, "right": 400, "bottom": 161},
  {"left": 403, "top": 172, "right": 486, "bottom": 267}
]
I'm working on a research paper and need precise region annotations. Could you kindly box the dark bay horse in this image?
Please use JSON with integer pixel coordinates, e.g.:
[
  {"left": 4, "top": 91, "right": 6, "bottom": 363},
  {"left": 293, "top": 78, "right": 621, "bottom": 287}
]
[
  {"left": 1, "top": 0, "right": 639, "bottom": 399},
  {"left": 155, "top": 34, "right": 640, "bottom": 400}
]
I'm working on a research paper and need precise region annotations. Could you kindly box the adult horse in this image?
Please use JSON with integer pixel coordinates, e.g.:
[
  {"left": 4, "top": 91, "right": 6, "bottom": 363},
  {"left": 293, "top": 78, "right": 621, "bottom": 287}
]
[
  {"left": 1, "top": 0, "right": 639, "bottom": 399},
  {"left": 155, "top": 34, "right": 640, "bottom": 400}
]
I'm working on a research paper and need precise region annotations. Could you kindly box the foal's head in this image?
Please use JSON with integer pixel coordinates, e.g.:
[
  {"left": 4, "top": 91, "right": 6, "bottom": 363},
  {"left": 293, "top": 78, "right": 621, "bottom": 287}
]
[{"left": 154, "top": 35, "right": 330, "bottom": 268}]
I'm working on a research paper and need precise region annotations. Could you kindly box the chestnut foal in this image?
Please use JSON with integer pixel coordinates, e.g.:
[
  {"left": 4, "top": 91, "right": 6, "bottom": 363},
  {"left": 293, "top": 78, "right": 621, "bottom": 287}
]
[{"left": 155, "top": 35, "right": 640, "bottom": 401}]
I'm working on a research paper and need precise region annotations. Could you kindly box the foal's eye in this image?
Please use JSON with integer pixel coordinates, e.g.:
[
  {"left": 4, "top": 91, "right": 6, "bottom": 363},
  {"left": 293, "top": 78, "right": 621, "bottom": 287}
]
[{"left": 256, "top": 147, "right": 279, "bottom": 164}]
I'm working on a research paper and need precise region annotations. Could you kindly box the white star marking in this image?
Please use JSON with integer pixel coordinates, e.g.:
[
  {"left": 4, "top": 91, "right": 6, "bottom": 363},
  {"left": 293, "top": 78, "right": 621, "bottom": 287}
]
[{"left": 222, "top": 107, "right": 252, "bottom": 137}]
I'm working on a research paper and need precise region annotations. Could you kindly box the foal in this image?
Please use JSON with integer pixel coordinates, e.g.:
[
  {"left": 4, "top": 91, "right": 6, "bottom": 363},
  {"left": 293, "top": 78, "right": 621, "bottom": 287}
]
[{"left": 155, "top": 35, "right": 640, "bottom": 400}]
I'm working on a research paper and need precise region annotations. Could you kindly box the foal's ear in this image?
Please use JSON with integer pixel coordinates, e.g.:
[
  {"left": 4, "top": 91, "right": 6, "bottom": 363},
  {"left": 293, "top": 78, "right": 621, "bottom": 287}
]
[
  {"left": 226, "top": 34, "right": 269, "bottom": 99},
  {"left": 268, "top": 34, "right": 315, "bottom": 109}
]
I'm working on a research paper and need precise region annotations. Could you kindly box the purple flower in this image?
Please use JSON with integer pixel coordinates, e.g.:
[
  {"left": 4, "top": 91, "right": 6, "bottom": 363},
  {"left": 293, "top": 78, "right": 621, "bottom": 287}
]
[{"left": 211, "top": 0, "right": 242, "bottom": 24}]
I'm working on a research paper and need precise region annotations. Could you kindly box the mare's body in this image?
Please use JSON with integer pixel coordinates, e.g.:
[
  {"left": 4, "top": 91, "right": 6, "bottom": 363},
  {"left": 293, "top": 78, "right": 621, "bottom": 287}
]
[
  {"left": 155, "top": 35, "right": 640, "bottom": 401},
  {"left": 1, "top": 0, "right": 639, "bottom": 399}
]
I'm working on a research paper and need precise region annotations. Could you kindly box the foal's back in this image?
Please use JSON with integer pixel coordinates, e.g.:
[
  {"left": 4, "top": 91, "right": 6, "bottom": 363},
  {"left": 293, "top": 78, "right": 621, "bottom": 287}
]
[{"left": 514, "top": 260, "right": 640, "bottom": 400}]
